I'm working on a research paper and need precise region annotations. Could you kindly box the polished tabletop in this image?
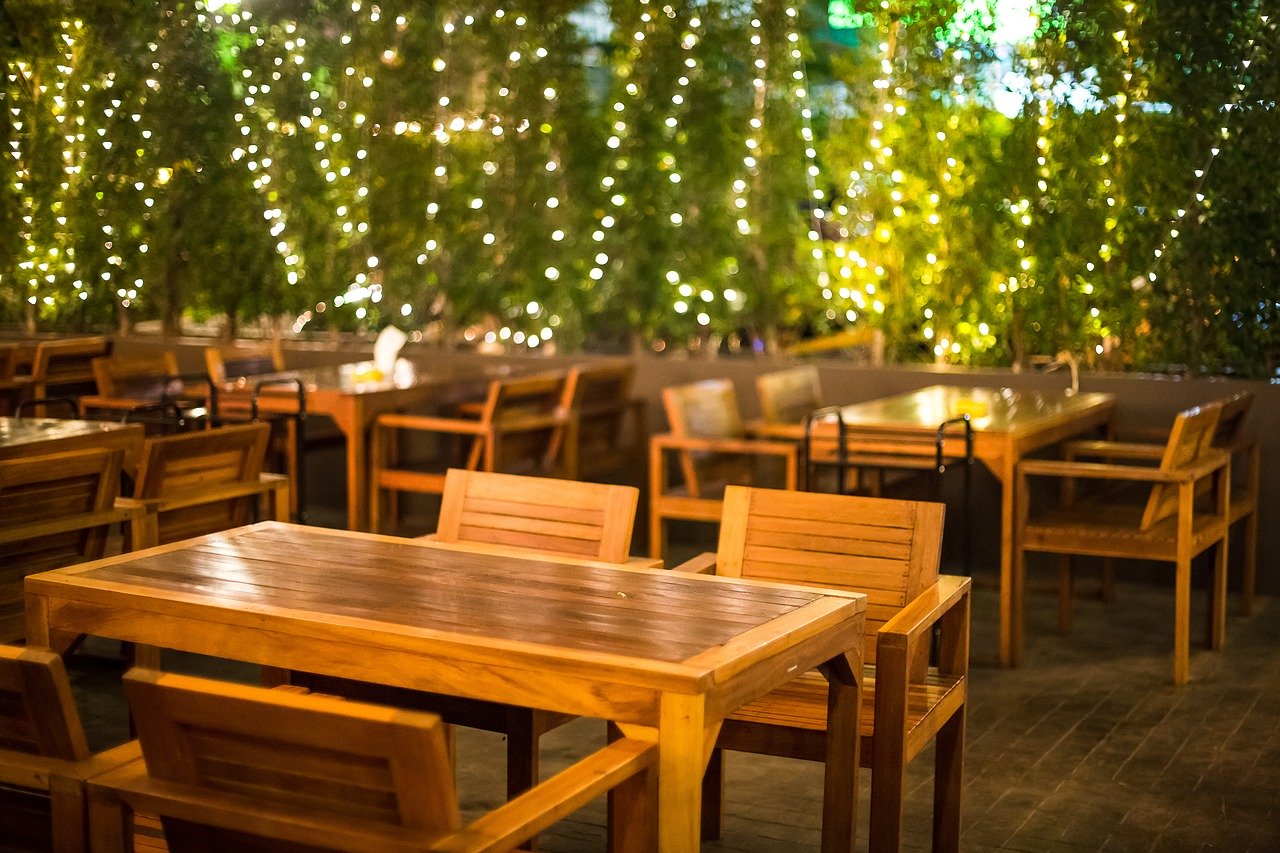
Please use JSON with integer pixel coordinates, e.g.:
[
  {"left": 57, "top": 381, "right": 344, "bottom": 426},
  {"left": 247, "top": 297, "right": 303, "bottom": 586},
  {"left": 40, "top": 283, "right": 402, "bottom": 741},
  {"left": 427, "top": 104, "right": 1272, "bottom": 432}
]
[
  {"left": 27, "top": 521, "right": 866, "bottom": 850},
  {"left": 0, "top": 416, "right": 141, "bottom": 447}
]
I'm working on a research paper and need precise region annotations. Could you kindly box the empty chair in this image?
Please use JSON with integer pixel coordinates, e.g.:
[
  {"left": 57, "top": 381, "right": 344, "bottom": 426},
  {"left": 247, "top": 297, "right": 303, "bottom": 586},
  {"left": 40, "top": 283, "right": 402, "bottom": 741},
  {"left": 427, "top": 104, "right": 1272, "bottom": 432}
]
[
  {"left": 299, "top": 467, "right": 652, "bottom": 807},
  {"left": 87, "top": 668, "right": 657, "bottom": 852},
  {"left": 204, "top": 340, "right": 308, "bottom": 521},
  {"left": 0, "top": 343, "right": 22, "bottom": 415},
  {"left": 805, "top": 406, "right": 975, "bottom": 572},
  {"left": 425, "top": 467, "right": 646, "bottom": 564},
  {"left": 687, "top": 486, "right": 969, "bottom": 852},
  {"left": 0, "top": 447, "right": 155, "bottom": 643},
  {"left": 562, "top": 360, "right": 648, "bottom": 480},
  {"left": 25, "top": 336, "right": 113, "bottom": 416},
  {"left": 132, "top": 422, "right": 289, "bottom": 546},
  {"left": 754, "top": 364, "right": 823, "bottom": 426},
  {"left": 79, "top": 351, "right": 210, "bottom": 433},
  {"left": 649, "top": 378, "right": 799, "bottom": 559},
  {"left": 0, "top": 646, "right": 142, "bottom": 852},
  {"left": 1016, "top": 402, "right": 1230, "bottom": 683},
  {"left": 370, "top": 371, "right": 573, "bottom": 534}
]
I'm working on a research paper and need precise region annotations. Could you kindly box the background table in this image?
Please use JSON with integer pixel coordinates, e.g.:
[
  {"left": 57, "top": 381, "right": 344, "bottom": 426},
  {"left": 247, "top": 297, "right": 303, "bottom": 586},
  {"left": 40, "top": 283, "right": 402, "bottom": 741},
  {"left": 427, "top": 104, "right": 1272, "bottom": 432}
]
[
  {"left": 25, "top": 521, "right": 866, "bottom": 851},
  {"left": 218, "top": 361, "right": 510, "bottom": 531},
  {"left": 0, "top": 417, "right": 145, "bottom": 476},
  {"left": 759, "top": 384, "right": 1115, "bottom": 667}
]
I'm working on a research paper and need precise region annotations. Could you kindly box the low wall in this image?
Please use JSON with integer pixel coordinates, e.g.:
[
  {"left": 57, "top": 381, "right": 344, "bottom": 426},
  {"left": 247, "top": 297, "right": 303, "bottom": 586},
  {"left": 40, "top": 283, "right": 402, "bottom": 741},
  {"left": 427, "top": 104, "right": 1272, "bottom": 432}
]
[{"left": 118, "top": 336, "right": 1278, "bottom": 595}]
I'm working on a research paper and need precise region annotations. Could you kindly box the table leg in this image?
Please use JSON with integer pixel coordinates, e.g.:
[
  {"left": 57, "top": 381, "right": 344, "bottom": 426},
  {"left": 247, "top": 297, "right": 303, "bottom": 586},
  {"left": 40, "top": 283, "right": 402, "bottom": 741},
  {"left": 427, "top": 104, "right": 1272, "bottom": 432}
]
[
  {"left": 821, "top": 651, "right": 861, "bottom": 853},
  {"left": 327, "top": 401, "right": 364, "bottom": 531},
  {"left": 655, "top": 692, "right": 706, "bottom": 852},
  {"left": 998, "top": 454, "right": 1019, "bottom": 667}
]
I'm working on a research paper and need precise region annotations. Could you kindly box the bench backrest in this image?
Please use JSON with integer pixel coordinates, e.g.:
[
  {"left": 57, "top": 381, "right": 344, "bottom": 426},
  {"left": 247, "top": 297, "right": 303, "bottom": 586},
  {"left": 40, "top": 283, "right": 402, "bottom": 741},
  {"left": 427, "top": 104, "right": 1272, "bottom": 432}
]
[
  {"left": 204, "top": 340, "right": 285, "bottom": 385},
  {"left": 435, "top": 468, "right": 639, "bottom": 562},
  {"left": 91, "top": 352, "right": 181, "bottom": 401},
  {"left": 133, "top": 422, "right": 270, "bottom": 544},
  {"left": 125, "top": 668, "right": 459, "bottom": 848},
  {"left": 31, "top": 337, "right": 113, "bottom": 398},
  {"left": 713, "top": 485, "right": 944, "bottom": 666}
]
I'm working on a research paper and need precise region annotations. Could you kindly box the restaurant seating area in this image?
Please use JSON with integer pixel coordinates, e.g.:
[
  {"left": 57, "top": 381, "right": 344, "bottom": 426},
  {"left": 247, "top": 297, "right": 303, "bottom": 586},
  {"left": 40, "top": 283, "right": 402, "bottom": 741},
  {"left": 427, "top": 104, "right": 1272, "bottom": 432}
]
[{"left": 0, "top": 336, "right": 1274, "bottom": 850}]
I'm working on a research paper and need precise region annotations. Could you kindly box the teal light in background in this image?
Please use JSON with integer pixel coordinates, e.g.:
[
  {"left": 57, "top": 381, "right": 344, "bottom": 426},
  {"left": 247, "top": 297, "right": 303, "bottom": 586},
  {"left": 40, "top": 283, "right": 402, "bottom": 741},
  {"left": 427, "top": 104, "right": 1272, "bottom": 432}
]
[{"left": 828, "top": 1, "right": 874, "bottom": 31}]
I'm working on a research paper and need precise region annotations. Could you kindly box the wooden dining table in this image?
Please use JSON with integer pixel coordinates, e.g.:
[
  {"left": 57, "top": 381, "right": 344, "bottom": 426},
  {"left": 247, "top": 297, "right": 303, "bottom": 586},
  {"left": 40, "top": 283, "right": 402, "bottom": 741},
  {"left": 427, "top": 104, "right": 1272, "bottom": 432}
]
[
  {"left": 0, "top": 416, "right": 145, "bottom": 476},
  {"left": 25, "top": 521, "right": 868, "bottom": 851},
  {"left": 217, "top": 360, "right": 511, "bottom": 532},
  {"left": 753, "top": 384, "right": 1115, "bottom": 667}
]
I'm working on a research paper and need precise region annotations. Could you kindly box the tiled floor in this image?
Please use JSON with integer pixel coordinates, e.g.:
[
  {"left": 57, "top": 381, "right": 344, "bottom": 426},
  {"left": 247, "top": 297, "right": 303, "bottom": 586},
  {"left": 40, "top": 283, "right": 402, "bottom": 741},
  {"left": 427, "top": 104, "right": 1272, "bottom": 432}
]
[{"left": 68, "top": 573, "right": 1279, "bottom": 851}]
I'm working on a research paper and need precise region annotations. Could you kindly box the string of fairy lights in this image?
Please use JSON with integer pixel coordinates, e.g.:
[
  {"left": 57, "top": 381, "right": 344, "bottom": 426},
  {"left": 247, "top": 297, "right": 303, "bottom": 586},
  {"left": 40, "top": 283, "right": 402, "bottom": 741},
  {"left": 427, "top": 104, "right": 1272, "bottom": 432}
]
[{"left": 1, "top": 2, "right": 1272, "bottom": 364}]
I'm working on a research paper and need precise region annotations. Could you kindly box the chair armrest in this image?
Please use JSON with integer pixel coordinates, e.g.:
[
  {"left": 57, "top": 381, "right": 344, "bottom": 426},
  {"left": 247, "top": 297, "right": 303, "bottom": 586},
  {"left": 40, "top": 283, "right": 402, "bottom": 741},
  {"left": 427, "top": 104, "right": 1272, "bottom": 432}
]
[
  {"left": 878, "top": 575, "right": 971, "bottom": 650},
  {"left": 670, "top": 552, "right": 718, "bottom": 574},
  {"left": 0, "top": 506, "right": 146, "bottom": 546},
  {"left": 1018, "top": 451, "right": 1228, "bottom": 484},
  {"left": 114, "top": 497, "right": 160, "bottom": 550},
  {"left": 375, "top": 413, "right": 488, "bottom": 436},
  {"left": 1063, "top": 439, "right": 1167, "bottom": 461},
  {"left": 652, "top": 432, "right": 799, "bottom": 458},
  {"left": 155, "top": 476, "right": 290, "bottom": 513},
  {"left": 433, "top": 738, "right": 656, "bottom": 853}
]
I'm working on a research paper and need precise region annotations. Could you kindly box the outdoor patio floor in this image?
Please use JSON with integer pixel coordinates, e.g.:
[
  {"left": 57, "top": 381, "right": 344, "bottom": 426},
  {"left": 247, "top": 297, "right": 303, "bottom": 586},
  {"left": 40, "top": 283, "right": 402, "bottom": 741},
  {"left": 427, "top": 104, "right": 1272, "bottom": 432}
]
[{"left": 67, "top": 570, "right": 1279, "bottom": 851}]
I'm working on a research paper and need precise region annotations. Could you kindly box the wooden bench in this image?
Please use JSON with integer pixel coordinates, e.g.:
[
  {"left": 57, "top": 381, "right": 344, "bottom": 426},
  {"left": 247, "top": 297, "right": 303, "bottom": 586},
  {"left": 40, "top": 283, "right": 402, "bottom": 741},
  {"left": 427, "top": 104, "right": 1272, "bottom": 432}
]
[
  {"left": 132, "top": 422, "right": 290, "bottom": 546},
  {"left": 1017, "top": 402, "right": 1230, "bottom": 684},
  {"left": 87, "top": 669, "right": 657, "bottom": 852},
  {"left": 0, "top": 646, "right": 142, "bottom": 852},
  {"left": 24, "top": 336, "right": 113, "bottom": 416},
  {"left": 683, "top": 485, "right": 969, "bottom": 852},
  {"left": 0, "top": 447, "right": 155, "bottom": 643}
]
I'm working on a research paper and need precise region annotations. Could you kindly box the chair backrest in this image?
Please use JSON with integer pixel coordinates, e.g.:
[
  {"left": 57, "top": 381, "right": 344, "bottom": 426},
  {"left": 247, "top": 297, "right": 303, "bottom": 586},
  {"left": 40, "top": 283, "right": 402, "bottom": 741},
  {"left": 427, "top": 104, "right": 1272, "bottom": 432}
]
[
  {"left": 434, "top": 468, "right": 639, "bottom": 562},
  {"left": 568, "top": 359, "right": 637, "bottom": 440},
  {"left": 756, "top": 365, "right": 823, "bottom": 425},
  {"left": 91, "top": 352, "right": 181, "bottom": 401},
  {"left": 204, "top": 340, "right": 285, "bottom": 385},
  {"left": 0, "top": 645, "right": 90, "bottom": 762},
  {"left": 0, "top": 646, "right": 91, "bottom": 848},
  {"left": 124, "top": 668, "right": 460, "bottom": 848},
  {"left": 133, "top": 422, "right": 270, "bottom": 544},
  {"left": 661, "top": 379, "right": 748, "bottom": 499},
  {"left": 31, "top": 337, "right": 113, "bottom": 398},
  {"left": 0, "top": 345, "right": 16, "bottom": 383},
  {"left": 1208, "top": 391, "right": 1254, "bottom": 452},
  {"left": 1140, "top": 402, "right": 1223, "bottom": 531},
  {"left": 0, "top": 448, "right": 125, "bottom": 641},
  {"left": 713, "top": 485, "right": 944, "bottom": 666},
  {"left": 476, "top": 370, "right": 573, "bottom": 473}
]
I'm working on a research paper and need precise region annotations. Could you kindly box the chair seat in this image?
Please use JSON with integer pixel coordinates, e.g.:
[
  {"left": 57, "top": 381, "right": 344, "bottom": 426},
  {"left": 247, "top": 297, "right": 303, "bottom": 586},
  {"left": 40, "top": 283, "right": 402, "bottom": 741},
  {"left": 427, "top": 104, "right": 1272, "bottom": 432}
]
[
  {"left": 1024, "top": 501, "right": 1225, "bottom": 559},
  {"left": 726, "top": 667, "right": 965, "bottom": 744}
]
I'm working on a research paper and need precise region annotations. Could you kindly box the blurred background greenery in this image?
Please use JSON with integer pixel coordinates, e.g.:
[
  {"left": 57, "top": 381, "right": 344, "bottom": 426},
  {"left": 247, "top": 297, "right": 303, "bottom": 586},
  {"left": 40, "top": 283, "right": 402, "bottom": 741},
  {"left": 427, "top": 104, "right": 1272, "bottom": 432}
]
[{"left": 1, "top": 0, "right": 1276, "bottom": 375}]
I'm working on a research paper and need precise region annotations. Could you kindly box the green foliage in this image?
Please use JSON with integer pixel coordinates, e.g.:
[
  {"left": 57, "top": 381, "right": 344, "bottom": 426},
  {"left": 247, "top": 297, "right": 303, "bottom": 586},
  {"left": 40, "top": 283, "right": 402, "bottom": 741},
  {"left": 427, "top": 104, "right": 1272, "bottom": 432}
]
[{"left": 0, "top": 0, "right": 1276, "bottom": 375}]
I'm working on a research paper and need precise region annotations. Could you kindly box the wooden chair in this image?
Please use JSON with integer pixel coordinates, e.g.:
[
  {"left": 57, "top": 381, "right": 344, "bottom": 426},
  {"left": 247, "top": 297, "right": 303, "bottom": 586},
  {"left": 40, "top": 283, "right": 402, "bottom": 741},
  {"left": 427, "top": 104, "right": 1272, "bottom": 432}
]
[
  {"left": 87, "top": 668, "right": 657, "bottom": 852},
  {"left": 0, "top": 447, "right": 156, "bottom": 643},
  {"left": 132, "top": 422, "right": 289, "bottom": 546},
  {"left": 754, "top": 364, "right": 823, "bottom": 426},
  {"left": 79, "top": 352, "right": 210, "bottom": 432},
  {"left": 648, "top": 378, "right": 799, "bottom": 559},
  {"left": 424, "top": 467, "right": 645, "bottom": 564},
  {"left": 26, "top": 336, "right": 113, "bottom": 415},
  {"left": 686, "top": 486, "right": 968, "bottom": 852},
  {"left": 1016, "top": 402, "right": 1230, "bottom": 684},
  {"left": 203, "top": 339, "right": 285, "bottom": 385},
  {"left": 561, "top": 360, "right": 648, "bottom": 480},
  {"left": 805, "top": 406, "right": 976, "bottom": 572},
  {"left": 370, "top": 370, "right": 573, "bottom": 534},
  {"left": 1106, "top": 392, "right": 1258, "bottom": 615},
  {"left": 0, "top": 646, "right": 143, "bottom": 853},
  {"left": 0, "top": 343, "right": 22, "bottom": 415},
  {"left": 299, "top": 467, "right": 653, "bottom": 809}
]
